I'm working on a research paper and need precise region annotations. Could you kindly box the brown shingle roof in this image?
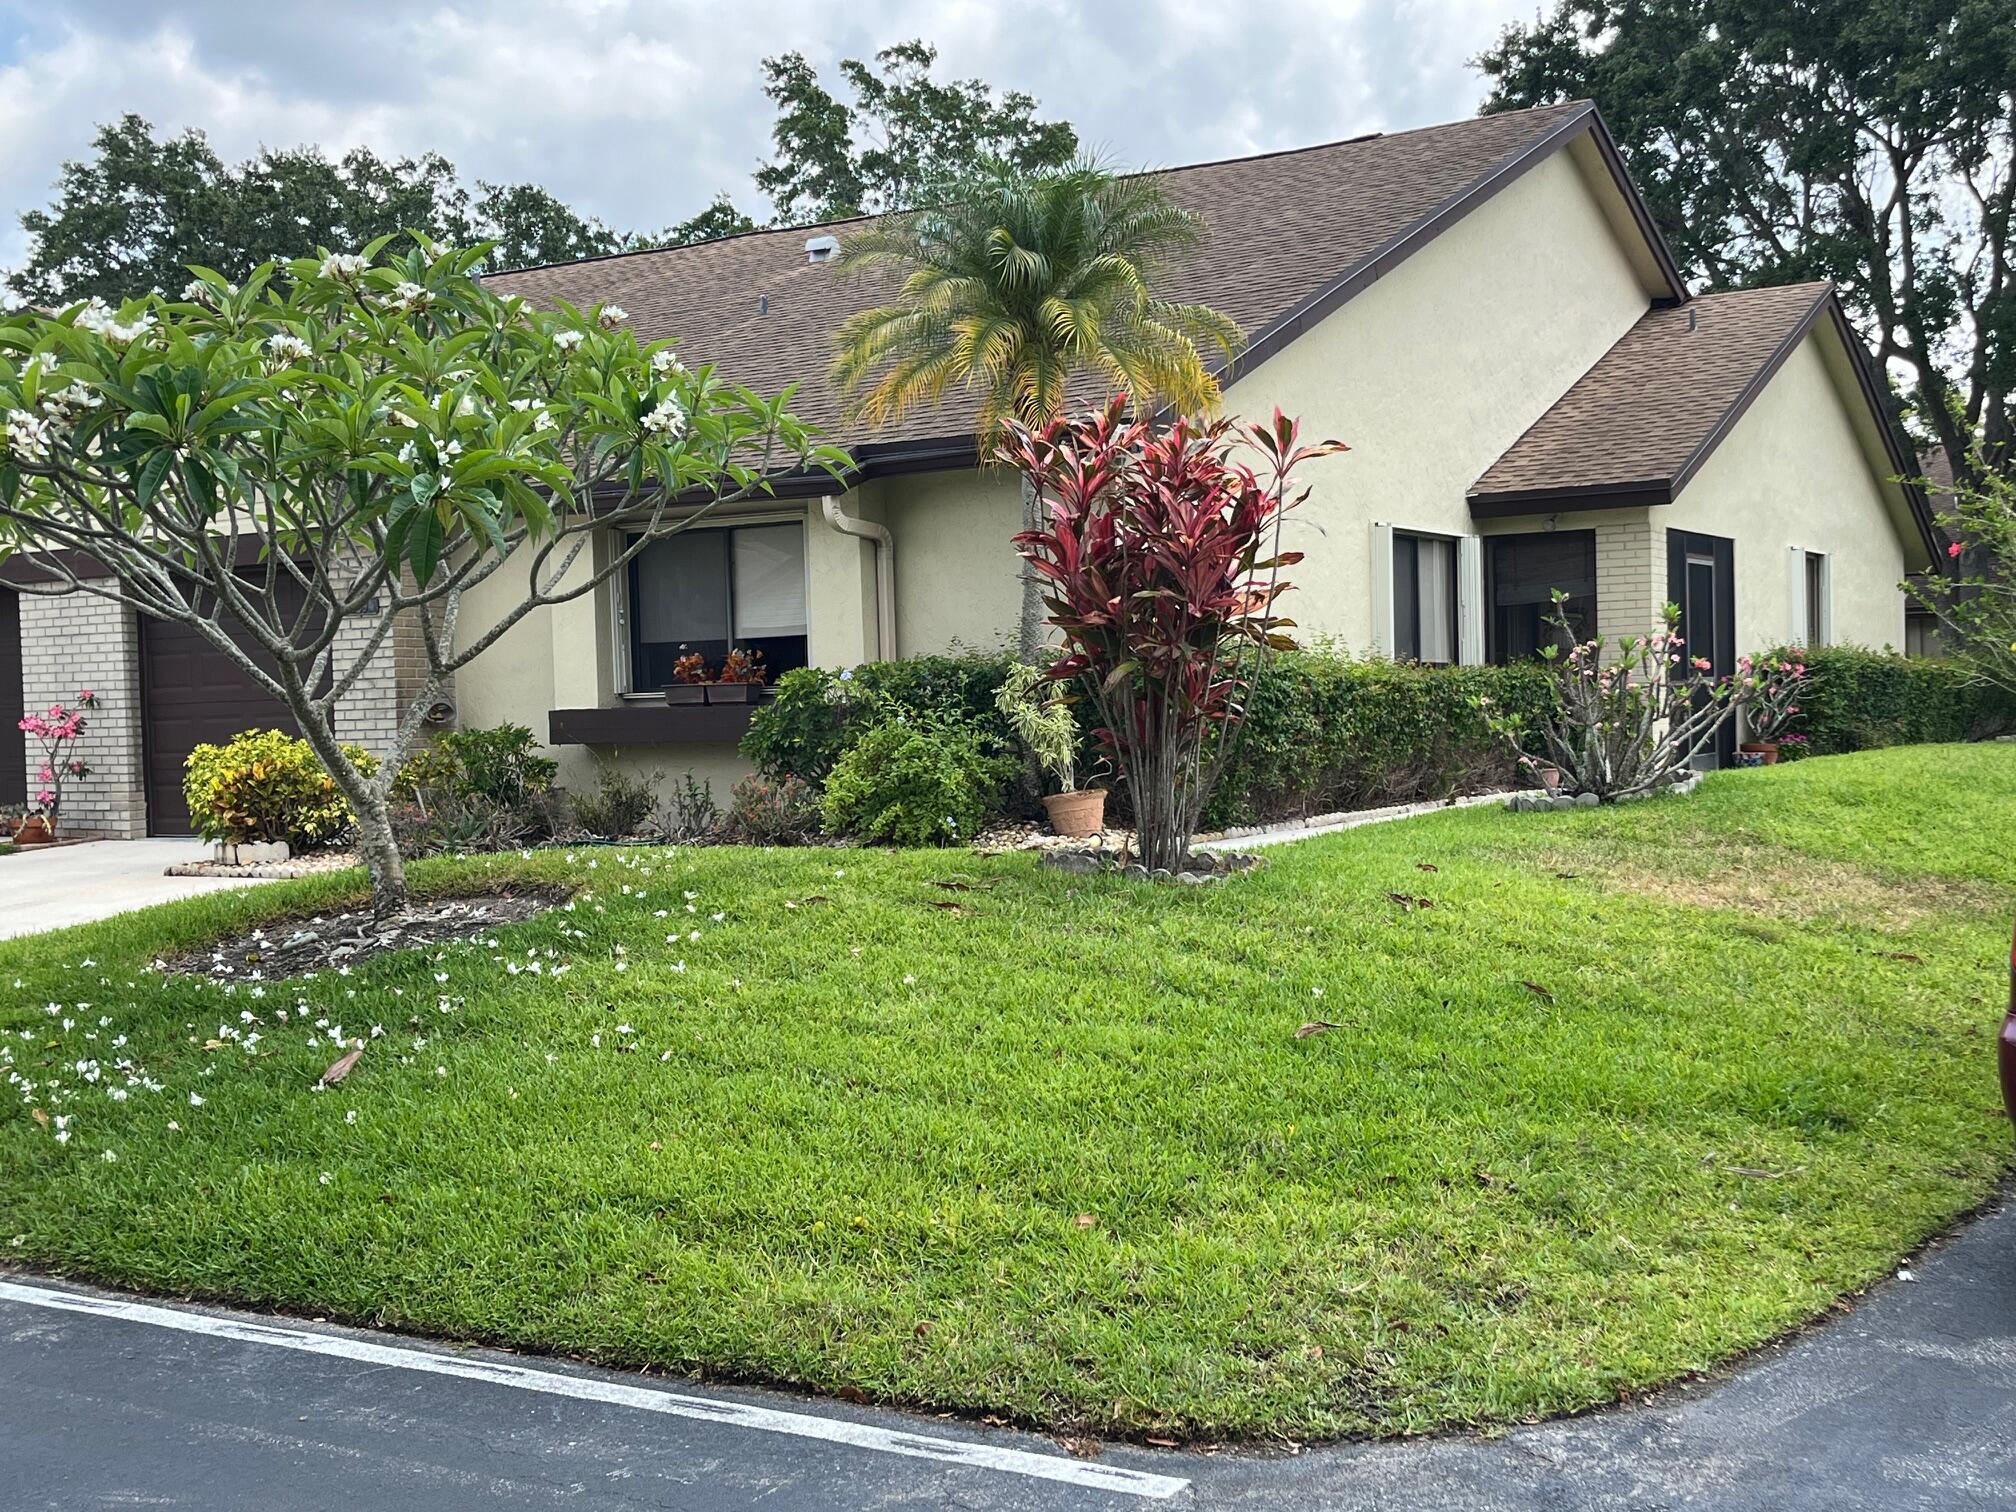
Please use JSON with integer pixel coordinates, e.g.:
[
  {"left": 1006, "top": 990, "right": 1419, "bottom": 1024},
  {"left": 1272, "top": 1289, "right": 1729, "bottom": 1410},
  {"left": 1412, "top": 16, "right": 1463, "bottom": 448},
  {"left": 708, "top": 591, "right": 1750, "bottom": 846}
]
[
  {"left": 487, "top": 103, "right": 1613, "bottom": 453},
  {"left": 1469, "top": 282, "right": 1834, "bottom": 506}
]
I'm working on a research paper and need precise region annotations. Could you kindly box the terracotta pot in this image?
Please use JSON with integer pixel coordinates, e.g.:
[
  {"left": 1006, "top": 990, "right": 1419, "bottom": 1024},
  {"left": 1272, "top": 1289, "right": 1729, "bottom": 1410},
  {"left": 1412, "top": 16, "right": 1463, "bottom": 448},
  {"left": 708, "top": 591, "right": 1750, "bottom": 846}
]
[
  {"left": 1536, "top": 765, "right": 1563, "bottom": 791},
  {"left": 11, "top": 815, "right": 53, "bottom": 845},
  {"left": 706, "top": 682, "right": 762, "bottom": 704},
  {"left": 2000, "top": 914, "right": 2016, "bottom": 1130},
  {"left": 1739, "top": 741, "right": 1780, "bottom": 766},
  {"left": 1042, "top": 788, "right": 1107, "bottom": 839}
]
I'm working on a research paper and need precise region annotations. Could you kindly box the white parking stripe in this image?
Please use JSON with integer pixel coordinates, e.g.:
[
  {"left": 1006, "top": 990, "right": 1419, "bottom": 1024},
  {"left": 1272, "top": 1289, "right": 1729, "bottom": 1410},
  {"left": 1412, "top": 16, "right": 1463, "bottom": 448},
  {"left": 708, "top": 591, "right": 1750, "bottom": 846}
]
[{"left": 0, "top": 1280, "right": 1190, "bottom": 1500}]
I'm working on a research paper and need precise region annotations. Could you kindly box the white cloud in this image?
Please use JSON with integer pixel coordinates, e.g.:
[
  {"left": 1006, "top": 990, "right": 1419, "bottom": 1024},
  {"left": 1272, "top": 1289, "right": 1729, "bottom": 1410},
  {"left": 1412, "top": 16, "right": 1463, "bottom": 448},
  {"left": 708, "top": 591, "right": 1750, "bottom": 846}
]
[{"left": 0, "top": 0, "right": 1536, "bottom": 272}]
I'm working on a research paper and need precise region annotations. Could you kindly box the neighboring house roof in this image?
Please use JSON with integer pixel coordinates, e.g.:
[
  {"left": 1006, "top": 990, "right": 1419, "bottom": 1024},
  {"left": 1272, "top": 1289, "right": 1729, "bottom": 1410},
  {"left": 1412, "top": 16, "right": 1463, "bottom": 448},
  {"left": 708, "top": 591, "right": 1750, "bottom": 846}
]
[
  {"left": 1470, "top": 282, "right": 1941, "bottom": 561},
  {"left": 487, "top": 100, "right": 1682, "bottom": 465}
]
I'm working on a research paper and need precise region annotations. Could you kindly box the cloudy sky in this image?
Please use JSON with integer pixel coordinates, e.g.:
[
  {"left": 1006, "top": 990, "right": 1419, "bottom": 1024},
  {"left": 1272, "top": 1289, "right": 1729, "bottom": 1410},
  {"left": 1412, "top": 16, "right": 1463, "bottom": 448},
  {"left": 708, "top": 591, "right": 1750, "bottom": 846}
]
[{"left": 0, "top": 0, "right": 1537, "bottom": 271}]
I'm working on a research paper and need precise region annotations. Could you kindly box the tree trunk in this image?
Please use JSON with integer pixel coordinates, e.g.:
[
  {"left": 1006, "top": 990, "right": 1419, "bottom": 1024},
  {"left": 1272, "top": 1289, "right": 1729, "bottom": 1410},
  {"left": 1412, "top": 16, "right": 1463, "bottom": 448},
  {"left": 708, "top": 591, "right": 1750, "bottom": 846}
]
[
  {"left": 1018, "top": 472, "right": 1043, "bottom": 664},
  {"left": 292, "top": 706, "right": 410, "bottom": 921}
]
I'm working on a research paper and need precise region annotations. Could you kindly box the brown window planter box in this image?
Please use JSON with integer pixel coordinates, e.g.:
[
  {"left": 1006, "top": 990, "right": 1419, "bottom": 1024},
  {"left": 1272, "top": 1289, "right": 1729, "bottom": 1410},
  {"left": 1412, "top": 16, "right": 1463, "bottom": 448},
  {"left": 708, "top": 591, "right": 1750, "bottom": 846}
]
[
  {"left": 705, "top": 682, "right": 764, "bottom": 704},
  {"left": 664, "top": 684, "right": 709, "bottom": 705}
]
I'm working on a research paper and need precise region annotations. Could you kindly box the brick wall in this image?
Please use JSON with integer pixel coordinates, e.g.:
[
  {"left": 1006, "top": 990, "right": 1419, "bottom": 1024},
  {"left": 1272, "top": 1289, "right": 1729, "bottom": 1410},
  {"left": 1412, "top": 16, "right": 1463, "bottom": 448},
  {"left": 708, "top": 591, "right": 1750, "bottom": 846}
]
[
  {"left": 18, "top": 587, "right": 146, "bottom": 839},
  {"left": 1595, "top": 521, "right": 1664, "bottom": 643}
]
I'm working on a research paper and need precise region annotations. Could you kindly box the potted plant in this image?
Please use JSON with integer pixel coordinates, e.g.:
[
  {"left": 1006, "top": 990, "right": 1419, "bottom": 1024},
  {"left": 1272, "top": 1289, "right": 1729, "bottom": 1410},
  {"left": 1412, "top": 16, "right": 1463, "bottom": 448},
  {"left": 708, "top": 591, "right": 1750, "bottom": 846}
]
[
  {"left": 995, "top": 662, "right": 1104, "bottom": 837},
  {"left": 1739, "top": 649, "right": 1808, "bottom": 765},
  {"left": 665, "top": 649, "right": 710, "bottom": 705},
  {"left": 17, "top": 690, "right": 99, "bottom": 841},
  {"left": 708, "top": 647, "right": 768, "bottom": 703}
]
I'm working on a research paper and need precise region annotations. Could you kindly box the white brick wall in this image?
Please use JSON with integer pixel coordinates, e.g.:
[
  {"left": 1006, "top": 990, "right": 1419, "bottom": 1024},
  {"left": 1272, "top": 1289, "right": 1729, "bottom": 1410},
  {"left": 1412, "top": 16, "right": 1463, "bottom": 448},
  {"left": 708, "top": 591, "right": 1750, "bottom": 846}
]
[
  {"left": 19, "top": 588, "right": 145, "bottom": 839},
  {"left": 1595, "top": 521, "right": 1664, "bottom": 642}
]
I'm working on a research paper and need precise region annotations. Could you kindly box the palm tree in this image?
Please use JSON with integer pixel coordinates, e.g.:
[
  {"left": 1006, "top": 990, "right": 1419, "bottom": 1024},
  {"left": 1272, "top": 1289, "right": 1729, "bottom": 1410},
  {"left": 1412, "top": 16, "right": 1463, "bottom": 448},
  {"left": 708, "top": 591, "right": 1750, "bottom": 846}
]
[{"left": 830, "top": 160, "right": 1245, "bottom": 659}]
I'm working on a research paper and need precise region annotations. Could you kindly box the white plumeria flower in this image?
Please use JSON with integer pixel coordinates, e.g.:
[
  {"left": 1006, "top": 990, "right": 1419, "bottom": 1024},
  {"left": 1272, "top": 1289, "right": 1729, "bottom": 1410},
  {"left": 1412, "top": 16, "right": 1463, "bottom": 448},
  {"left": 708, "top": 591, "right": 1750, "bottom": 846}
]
[
  {"left": 318, "top": 1172, "right": 332, "bottom": 1186},
  {"left": 551, "top": 329, "right": 586, "bottom": 352},
  {"left": 641, "top": 398, "right": 687, "bottom": 438},
  {"left": 319, "top": 252, "right": 370, "bottom": 280},
  {"left": 598, "top": 305, "right": 628, "bottom": 328},
  {"left": 265, "top": 332, "right": 313, "bottom": 364},
  {"left": 650, "top": 348, "right": 685, "bottom": 377}
]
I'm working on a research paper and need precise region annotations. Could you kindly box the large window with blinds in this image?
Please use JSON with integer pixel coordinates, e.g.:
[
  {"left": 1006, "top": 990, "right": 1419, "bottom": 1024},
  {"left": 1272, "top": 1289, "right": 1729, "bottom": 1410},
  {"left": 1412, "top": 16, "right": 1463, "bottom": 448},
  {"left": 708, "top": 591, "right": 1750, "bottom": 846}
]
[
  {"left": 1487, "top": 530, "right": 1596, "bottom": 664},
  {"left": 625, "top": 523, "right": 808, "bottom": 690},
  {"left": 1392, "top": 532, "right": 1458, "bottom": 664}
]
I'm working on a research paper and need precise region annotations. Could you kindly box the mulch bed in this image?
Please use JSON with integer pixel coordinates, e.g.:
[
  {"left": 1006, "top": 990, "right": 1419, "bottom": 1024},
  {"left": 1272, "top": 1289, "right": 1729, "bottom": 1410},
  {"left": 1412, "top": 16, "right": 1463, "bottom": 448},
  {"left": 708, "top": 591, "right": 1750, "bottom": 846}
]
[{"left": 157, "top": 884, "right": 572, "bottom": 981}]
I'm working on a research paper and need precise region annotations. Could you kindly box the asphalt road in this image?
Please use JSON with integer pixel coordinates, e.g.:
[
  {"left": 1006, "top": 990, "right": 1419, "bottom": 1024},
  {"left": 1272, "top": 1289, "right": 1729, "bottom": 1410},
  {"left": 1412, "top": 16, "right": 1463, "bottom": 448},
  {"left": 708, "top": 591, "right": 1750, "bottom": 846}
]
[{"left": 3, "top": 1196, "right": 2012, "bottom": 1510}]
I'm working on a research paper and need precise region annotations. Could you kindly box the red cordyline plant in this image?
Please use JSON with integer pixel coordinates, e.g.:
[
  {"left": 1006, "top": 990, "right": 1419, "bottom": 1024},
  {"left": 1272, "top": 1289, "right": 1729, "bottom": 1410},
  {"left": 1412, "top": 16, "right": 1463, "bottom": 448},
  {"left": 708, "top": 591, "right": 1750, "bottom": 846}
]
[
  {"left": 996, "top": 395, "right": 1346, "bottom": 872},
  {"left": 20, "top": 688, "right": 99, "bottom": 833}
]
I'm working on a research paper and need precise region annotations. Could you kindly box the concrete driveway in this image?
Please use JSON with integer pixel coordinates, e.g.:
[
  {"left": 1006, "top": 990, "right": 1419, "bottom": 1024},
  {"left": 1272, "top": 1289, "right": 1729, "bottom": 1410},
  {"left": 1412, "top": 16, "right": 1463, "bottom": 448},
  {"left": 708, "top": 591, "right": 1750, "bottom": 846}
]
[{"left": 0, "top": 838, "right": 278, "bottom": 940}]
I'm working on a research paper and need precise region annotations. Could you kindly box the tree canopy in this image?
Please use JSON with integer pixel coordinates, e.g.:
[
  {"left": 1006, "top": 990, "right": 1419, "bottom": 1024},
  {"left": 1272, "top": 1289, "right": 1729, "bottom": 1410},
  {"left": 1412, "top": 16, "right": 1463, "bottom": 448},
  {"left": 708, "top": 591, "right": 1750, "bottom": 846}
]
[
  {"left": 1477, "top": 0, "right": 2016, "bottom": 480},
  {"left": 755, "top": 40, "right": 1080, "bottom": 224}
]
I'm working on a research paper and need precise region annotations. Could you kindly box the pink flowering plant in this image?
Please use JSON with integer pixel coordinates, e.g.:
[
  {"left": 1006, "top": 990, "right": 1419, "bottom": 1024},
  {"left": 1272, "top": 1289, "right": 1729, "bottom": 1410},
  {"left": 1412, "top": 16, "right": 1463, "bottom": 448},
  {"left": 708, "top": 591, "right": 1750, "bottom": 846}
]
[
  {"left": 1742, "top": 649, "right": 1810, "bottom": 743},
  {"left": 19, "top": 689, "right": 99, "bottom": 833},
  {"left": 1909, "top": 461, "right": 2016, "bottom": 697},
  {"left": 1478, "top": 592, "right": 1745, "bottom": 801}
]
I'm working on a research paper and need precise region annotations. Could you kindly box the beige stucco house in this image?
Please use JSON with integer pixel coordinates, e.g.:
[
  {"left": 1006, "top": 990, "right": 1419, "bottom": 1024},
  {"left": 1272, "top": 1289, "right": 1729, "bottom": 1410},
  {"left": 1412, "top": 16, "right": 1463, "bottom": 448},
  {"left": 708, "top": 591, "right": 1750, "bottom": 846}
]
[{"left": 1, "top": 100, "right": 1940, "bottom": 833}]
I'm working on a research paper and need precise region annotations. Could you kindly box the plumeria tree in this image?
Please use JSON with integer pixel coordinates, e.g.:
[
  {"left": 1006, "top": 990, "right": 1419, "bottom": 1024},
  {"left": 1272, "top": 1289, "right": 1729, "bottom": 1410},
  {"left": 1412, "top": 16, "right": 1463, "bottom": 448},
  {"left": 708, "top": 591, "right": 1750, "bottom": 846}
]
[
  {"left": 997, "top": 396, "right": 1345, "bottom": 872},
  {"left": 1481, "top": 593, "right": 1749, "bottom": 800},
  {"left": 0, "top": 237, "right": 841, "bottom": 916}
]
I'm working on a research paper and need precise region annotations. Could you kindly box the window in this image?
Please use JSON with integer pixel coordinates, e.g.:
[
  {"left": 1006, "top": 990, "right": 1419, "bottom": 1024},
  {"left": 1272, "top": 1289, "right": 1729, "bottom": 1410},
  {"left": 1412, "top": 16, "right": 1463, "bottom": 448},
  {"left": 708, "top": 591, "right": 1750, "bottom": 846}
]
[
  {"left": 626, "top": 522, "right": 807, "bottom": 690},
  {"left": 1392, "top": 532, "right": 1457, "bottom": 663},
  {"left": 1487, "top": 530, "right": 1596, "bottom": 664},
  {"left": 1804, "top": 551, "right": 1828, "bottom": 647}
]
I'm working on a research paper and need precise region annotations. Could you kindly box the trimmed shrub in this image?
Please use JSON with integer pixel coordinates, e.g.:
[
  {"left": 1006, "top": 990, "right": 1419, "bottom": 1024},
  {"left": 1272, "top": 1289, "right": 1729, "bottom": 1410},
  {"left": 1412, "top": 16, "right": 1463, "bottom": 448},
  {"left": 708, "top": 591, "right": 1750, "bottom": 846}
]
[
  {"left": 743, "top": 656, "right": 1016, "bottom": 782},
  {"left": 183, "top": 729, "right": 379, "bottom": 848},
  {"left": 1205, "top": 656, "right": 1556, "bottom": 827},
  {"left": 570, "top": 761, "right": 658, "bottom": 840},
  {"left": 820, "top": 717, "right": 1015, "bottom": 847},
  {"left": 723, "top": 773, "right": 823, "bottom": 845},
  {"left": 394, "top": 723, "right": 556, "bottom": 806},
  {"left": 1773, "top": 645, "right": 2016, "bottom": 754}
]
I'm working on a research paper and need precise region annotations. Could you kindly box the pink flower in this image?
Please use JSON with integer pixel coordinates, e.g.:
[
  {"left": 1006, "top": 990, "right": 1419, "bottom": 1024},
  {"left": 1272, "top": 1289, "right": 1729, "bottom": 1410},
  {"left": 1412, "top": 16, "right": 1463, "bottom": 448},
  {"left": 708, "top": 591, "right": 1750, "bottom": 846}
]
[
  {"left": 1691, "top": 656, "right": 1711, "bottom": 671},
  {"left": 1948, "top": 541, "right": 1963, "bottom": 558}
]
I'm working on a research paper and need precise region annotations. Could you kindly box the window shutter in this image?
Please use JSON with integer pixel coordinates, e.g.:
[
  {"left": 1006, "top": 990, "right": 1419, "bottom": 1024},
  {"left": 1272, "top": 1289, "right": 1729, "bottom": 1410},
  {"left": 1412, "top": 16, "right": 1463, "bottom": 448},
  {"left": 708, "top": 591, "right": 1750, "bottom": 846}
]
[
  {"left": 1369, "top": 521, "right": 1394, "bottom": 657},
  {"left": 1812, "top": 554, "right": 1832, "bottom": 646},
  {"left": 1457, "top": 535, "right": 1485, "bottom": 665},
  {"left": 1786, "top": 546, "right": 1808, "bottom": 648}
]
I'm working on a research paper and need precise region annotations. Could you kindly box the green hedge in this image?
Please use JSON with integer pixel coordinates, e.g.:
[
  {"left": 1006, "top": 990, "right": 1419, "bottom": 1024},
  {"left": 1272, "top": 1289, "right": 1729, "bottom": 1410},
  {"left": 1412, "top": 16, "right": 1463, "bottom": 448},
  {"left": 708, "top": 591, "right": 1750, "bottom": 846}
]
[
  {"left": 1207, "top": 656, "right": 1555, "bottom": 827},
  {"left": 743, "top": 652, "right": 1554, "bottom": 830},
  {"left": 1775, "top": 645, "right": 2016, "bottom": 754}
]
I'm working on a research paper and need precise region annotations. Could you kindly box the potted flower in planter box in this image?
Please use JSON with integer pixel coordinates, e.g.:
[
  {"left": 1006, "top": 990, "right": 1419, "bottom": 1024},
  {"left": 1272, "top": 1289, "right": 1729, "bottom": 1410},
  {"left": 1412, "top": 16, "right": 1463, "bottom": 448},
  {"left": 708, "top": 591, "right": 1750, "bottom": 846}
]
[
  {"left": 995, "top": 662, "right": 1104, "bottom": 837},
  {"left": 708, "top": 647, "right": 768, "bottom": 704},
  {"left": 16, "top": 690, "right": 99, "bottom": 842},
  {"left": 665, "top": 649, "right": 710, "bottom": 705},
  {"left": 1739, "top": 649, "right": 1808, "bottom": 765}
]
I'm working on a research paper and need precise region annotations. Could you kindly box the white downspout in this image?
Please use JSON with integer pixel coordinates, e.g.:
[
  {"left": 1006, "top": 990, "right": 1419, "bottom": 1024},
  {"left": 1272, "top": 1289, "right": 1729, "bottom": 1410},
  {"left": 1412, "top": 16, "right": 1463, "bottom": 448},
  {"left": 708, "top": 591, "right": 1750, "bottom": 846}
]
[{"left": 821, "top": 494, "right": 896, "bottom": 661}]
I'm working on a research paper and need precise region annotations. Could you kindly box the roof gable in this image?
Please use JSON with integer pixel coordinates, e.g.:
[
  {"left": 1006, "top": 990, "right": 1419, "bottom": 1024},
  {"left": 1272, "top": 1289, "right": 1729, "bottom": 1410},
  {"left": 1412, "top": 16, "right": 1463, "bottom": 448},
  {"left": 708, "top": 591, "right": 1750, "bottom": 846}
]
[{"left": 487, "top": 102, "right": 1681, "bottom": 458}]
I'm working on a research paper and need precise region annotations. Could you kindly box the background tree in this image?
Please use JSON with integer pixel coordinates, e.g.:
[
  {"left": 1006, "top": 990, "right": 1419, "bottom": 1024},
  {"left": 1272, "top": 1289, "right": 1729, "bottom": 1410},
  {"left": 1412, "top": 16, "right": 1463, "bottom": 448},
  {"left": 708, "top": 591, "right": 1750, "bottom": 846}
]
[
  {"left": 831, "top": 161, "right": 1244, "bottom": 659},
  {"left": 1911, "top": 468, "right": 2016, "bottom": 691},
  {"left": 8, "top": 117, "right": 657, "bottom": 304},
  {"left": 1477, "top": 0, "right": 2016, "bottom": 482},
  {"left": 755, "top": 40, "right": 1079, "bottom": 224},
  {"left": 0, "top": 239, "right": 839, "bottom": 915},
  {"left": 663, "top": 194, "right": 759, "bottom": 247}
]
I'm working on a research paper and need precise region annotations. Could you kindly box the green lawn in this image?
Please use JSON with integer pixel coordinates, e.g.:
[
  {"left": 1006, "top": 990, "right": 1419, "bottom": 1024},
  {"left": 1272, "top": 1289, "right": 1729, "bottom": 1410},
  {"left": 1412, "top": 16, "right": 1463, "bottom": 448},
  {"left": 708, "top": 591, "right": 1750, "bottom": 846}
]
[{"left": 2, "top": 744, "right": 2011, "bottom": 1441}]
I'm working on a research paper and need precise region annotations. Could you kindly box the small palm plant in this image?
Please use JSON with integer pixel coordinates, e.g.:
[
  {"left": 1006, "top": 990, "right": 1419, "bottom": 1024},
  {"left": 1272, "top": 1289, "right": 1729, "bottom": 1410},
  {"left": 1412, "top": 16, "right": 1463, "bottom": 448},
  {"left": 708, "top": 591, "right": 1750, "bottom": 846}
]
[{"left": 831, "top": 160, "right": 1244, "bottom": 659}]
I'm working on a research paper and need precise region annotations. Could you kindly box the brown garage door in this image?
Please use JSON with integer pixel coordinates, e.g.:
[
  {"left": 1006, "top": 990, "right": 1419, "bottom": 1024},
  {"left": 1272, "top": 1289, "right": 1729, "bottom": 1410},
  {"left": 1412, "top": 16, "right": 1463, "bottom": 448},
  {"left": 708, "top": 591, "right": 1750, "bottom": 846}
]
[
  {"left": 0, "top": 588, "right": 23, "bottom": 807},
  {"left": 140, "top": 583, "right": 309, "bottom": 835}
]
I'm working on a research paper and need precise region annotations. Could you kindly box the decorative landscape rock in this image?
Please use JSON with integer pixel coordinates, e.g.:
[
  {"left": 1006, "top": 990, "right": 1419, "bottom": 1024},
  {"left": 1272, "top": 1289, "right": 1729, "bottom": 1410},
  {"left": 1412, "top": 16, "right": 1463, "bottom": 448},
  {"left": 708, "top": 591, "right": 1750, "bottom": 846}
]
[
  {"left": 1504, "top": 768, "right": 1704, "bottom": 811},
  {"left": 1041, "top": 847, "right": 1262, "bottom": 884}
]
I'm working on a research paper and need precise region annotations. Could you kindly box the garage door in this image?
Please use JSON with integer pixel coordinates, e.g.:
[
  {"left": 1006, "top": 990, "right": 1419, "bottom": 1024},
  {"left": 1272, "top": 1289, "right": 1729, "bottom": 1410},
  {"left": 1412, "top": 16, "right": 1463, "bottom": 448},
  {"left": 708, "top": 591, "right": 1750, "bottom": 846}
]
[
  {"left": 140, "top": 584, "right": 309, "bottom": 835},
  {"left": 0, "top": 588, "right": 23, "bottom": 807}
]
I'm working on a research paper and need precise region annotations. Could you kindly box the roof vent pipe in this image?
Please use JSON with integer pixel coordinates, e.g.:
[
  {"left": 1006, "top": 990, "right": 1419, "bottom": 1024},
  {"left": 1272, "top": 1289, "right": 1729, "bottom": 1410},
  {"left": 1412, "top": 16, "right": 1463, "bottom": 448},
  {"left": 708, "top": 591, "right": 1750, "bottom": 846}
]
[
  {"left": 1687, "top": 307, "right": 1698, "bottom": 332},
  {"left": 821, "top": 494, "right": 896, "bottom": 660},
  {"left": 805, "top": 234, "right": 840, "bottom": 264}
]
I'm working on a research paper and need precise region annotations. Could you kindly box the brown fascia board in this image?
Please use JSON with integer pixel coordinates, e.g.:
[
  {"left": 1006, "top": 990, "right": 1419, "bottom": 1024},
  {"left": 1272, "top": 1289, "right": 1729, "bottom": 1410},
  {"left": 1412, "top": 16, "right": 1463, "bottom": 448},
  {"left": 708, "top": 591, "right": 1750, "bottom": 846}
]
[{"left": 1467, "top": 480, "right": 1674, "bottom": 517}]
